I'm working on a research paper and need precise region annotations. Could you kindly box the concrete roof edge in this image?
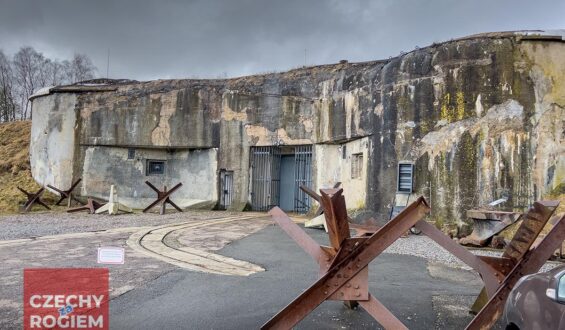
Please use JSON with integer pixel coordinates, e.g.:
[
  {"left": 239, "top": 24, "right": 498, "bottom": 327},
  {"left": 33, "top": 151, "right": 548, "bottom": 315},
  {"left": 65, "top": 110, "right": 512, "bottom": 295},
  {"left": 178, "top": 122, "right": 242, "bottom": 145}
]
[
  {"left": 28, "top": 29, "right": 565, "bottom": 98},
  {"left": 29, "top": 86, "right": 53, "bottom": 100}
]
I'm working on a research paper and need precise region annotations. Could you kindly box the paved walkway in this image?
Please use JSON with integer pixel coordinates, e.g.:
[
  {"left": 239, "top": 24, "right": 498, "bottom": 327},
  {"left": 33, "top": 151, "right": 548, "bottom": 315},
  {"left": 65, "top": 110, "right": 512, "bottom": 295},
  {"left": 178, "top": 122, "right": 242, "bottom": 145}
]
[
  {"left": 127, "top": 214, "right": 271, "bottom": 275},
  {"left": 111, "top": 225, "right": 490, "bottom": 329},
  {"left": 0, "top": 211, "right": 273, "bottom": 329},
  {"left": 0, "top": 210, "right": 509, "bottom": 329}
]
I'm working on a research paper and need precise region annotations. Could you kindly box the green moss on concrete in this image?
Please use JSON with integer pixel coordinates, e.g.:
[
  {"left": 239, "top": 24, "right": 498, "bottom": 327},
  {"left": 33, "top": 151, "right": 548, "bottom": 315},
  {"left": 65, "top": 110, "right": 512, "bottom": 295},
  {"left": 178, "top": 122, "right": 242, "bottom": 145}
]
[{"left": 456, "top": 132, "right": 478, "bottom": 220}]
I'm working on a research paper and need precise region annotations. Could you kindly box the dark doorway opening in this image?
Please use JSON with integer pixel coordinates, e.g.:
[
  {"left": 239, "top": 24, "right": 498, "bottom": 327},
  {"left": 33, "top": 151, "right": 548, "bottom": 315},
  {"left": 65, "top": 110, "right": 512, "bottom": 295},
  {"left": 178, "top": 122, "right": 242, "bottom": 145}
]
[
  {"left": 250, "top": 145, "right": 312, "bottom": 212},
  {"left": 219, "top": 170, "right": 234, "bottom": 210}
]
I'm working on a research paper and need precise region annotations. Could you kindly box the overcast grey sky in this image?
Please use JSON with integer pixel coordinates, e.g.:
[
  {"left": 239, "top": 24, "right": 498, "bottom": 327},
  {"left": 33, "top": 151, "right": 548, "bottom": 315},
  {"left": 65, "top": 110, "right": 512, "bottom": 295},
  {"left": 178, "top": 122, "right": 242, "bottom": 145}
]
[{"left": 1, "top": 0, "right": 563, "bottom": 80}]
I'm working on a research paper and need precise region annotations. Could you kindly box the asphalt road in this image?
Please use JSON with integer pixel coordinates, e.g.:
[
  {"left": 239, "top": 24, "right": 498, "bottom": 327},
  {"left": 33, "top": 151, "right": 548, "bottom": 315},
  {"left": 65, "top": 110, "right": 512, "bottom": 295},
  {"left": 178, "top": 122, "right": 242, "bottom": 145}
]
[{"left": 110, "top": 225, "right": 485, "bottom": 329}]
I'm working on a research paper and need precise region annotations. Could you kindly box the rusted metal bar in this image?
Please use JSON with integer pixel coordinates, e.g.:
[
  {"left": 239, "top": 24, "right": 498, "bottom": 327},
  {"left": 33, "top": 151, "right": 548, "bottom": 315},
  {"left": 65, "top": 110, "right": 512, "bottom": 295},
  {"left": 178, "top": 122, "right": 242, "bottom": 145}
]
[
  {"left": 47, "top": 179, "right": 83, "bottom": 207},
  {"left": 414, "top": 220, "right": 504, "bottom": 296},
  {"left": 262, "top": 193, "right": 430, "bottom": 329},
  {"left": 269, "top": 207, "right": 327, "bottom": 264},
  {"left": 265, "top": 186, "right": 560, "bottom": 330},
  {"left": 349, "top": 222, "right": 381, "bottom": 237},
  {"left": 142, "top": 182, "right": 183, "bottom": 214},
  {"left": 470, "top": 200, "right": 558, "bottom": 313},
  {"left": 466, "top": 213, "right": 565, "bottom": 330},
  {"left": 358, "top": 294, "right": 408, "bottom": 330},
  {"left": 67, "top": 198, "right": 105, "bottom": 214},
  {"left": 17, "top": 187, "right": 50, "bottom": 212},
  {"left": 300, "top": 182, "right": 341, "bottom": 216},
  {"left": 502, "top": 201, "right": 556, "bottom": 261},
  {"left": 320, "top": 189, "right": 350, "bottom": 249}
]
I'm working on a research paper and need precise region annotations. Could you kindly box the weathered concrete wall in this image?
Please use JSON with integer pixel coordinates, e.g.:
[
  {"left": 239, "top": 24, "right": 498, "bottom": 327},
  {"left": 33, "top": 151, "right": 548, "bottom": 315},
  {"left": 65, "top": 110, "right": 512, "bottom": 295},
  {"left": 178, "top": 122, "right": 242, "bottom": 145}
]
[
  {"left": 80, "top": 146, "right": 217, "bottom": 209},
  {"left": 30, "top": 31, "right": 565, "bottom": 228},
  {"left": 30, "top": 93, "right": 78, "bottom": 189},
  {"left": 314, "top": 137, "right": 369, "bottom": 211},
  {"left": 78, "top": 82, "right": 223, "bottom": 148},
  {"left": 373, "top": 39, "right": 565, "bottom": 228},
  {"left": 520, "top": 41, "right": 565, "bottom": 198}
]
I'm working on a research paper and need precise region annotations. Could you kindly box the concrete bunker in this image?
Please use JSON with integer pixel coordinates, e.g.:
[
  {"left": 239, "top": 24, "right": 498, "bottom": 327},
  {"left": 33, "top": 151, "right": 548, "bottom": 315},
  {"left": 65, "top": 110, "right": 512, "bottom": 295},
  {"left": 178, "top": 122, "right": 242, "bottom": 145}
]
[{"left": 28, "top": 30, "right": 565, "bottom": 228}]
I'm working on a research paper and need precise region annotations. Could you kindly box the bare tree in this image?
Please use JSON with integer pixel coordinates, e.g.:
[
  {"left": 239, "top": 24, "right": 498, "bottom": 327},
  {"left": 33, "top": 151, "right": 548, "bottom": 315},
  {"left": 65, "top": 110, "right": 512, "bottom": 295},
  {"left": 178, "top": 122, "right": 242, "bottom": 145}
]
[
  {"left": 48, "top": 60, "right": 66, "bottom": 86},
  {"left": 12, "top": 46, "right": 45, "bottom": 119},
  {"left": 63, "top": 53, "right": 96, "bottom": 84},
  {"left": 2, "top": 47, "right": 98, "bottom": 121},
  {"left": 0, "top": 50, "right": 17, "bottom": 122}
]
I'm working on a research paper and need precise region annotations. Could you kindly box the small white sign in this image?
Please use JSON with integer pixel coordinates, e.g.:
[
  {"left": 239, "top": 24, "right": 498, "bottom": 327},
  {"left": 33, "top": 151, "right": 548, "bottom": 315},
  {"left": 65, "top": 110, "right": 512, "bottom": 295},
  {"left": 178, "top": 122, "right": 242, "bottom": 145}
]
[
  {"left": 488, "top": 198, "right": 508, "bottom": 206},
  {"left": 97, "top": 247, "right": 125, "bottom": 264}
]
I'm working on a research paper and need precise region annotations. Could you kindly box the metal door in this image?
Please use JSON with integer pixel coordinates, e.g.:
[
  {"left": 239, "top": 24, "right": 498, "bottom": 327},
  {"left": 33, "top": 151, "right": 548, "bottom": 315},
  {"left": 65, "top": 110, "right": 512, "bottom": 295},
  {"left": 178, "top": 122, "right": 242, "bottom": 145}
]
[
  {"left": 250, "top": 146, "right": 281, "bottom": 211},
  {"left": 279, "top": 155, "right": 296, "bottom": 211},
  {"left": 219, "top": 170, "right": 234, "bottom": 210}
]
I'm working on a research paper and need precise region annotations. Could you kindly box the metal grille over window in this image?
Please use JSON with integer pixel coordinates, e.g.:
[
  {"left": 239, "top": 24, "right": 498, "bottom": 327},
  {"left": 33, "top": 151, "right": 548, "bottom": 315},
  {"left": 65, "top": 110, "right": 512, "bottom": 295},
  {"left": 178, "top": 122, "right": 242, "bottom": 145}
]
[
  {"left": 127, "top": 148, "right": 135, "bottom": 160},
  {"left": 397, "top": 162, "right": 414, "bottom": 192},
  {"left": 147, "top": 160, "right": 165, "bottom": 175},
  {"left": 351, "top": 153, "right": 363, "bottom": 179}
]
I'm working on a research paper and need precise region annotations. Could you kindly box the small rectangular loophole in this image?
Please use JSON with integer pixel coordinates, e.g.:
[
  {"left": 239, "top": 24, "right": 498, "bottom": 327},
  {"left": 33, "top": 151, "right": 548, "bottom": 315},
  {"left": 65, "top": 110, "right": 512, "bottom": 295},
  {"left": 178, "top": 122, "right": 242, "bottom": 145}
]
[{"left": 146, "top": 160, "right": 165, "bottom": 175}]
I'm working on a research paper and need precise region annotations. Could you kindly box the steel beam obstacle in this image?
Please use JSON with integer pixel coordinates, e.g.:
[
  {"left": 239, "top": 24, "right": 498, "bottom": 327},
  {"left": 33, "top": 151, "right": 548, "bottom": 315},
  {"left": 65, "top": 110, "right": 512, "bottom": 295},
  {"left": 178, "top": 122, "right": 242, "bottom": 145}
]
[
  {"left": 469, "top": 201, "right": 560, "bottom": 314},
  {"left": 300, "top": 182, "right": 341, "bottom": 216},
  {"left": 300, "top": 183, "right": 380, "bottom": 236},
  {"left": 464, "top": 201, "right": 562, "bottom": 329},
  {"left": 263, "top": 188, "right": 430, "bottom": 329},
  {"left": 142, "top": 181, "right": 183, "bottom": 215},
  {"left": 17, "top": 187, "right": 50, "bottom": 212},
  {"left": 47, "top": 179, "right": 83, "bottom": 207},
  {"left": 300, "top": 182, "right": 380, "bottom": 237},
  {"left": 67, "top": 198, "right": 105, "bottom": 214},
  {"left": 262, "top": 189, "right": 564, "bottom": 330}
]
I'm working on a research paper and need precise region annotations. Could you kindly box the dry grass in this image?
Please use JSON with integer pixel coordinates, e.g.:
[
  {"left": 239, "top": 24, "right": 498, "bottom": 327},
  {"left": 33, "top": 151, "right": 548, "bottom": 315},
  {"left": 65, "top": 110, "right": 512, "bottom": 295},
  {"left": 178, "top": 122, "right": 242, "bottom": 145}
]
[
  {"left": 0, "top": 121, "right": 58, "bottom": 214},
  {"left": 0, "top": 120, "right": 32, "bottom": 174}
]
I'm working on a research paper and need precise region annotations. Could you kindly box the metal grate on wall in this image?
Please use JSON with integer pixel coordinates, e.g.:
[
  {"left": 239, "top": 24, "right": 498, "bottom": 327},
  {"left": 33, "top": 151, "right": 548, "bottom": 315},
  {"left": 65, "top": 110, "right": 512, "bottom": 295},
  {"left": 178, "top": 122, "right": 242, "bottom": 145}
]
[
  {"left": 294, "top": 145, "right": 313, "bottom": 213},
  {"left": 219, "top": 170, "right": 234, "bottom": 210},
  {"left": 250, "top": 146, "right": 281, "bottom": 211},
  {"left": 397, "top": 162, "right": 414, "bottom": 193},
  {"left": 250, "top": 145, "right": 313, "bottom": 213}
]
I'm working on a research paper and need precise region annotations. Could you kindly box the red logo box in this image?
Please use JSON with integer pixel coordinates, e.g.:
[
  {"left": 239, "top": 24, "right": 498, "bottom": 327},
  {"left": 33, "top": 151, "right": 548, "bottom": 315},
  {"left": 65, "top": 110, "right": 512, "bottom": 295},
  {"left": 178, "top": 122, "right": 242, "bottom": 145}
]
[{"left": 24, "top": 268, "right": 109, "bottom": 329}]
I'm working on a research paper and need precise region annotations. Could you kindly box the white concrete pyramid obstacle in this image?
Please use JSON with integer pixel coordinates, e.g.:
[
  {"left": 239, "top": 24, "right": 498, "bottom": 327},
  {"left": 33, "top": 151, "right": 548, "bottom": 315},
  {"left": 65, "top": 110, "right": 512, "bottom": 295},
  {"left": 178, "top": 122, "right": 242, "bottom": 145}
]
[
  {"left": 304, "top": 214, "right": 328, "bottom": 232},
  {"left": 95, "top": 185, "right": 133, "bottom": 215}
]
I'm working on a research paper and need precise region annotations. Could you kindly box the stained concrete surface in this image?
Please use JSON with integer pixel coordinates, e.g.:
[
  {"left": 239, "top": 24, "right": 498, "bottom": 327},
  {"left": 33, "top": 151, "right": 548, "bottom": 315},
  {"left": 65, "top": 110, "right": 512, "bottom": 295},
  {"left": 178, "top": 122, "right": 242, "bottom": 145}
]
[{"left": 110, "top": 226, "right": 498, "bottom": 329}]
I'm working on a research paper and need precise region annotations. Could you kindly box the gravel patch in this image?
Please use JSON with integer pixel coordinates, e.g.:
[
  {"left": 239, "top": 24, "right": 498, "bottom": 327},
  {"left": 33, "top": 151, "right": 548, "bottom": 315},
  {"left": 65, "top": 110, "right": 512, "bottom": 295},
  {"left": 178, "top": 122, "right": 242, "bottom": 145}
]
[
  {"left": 432, "top": 295, "right": 478, "bottom": 330},
  {"left": 384, "top": 235, "right": 562, "bottom": 272},
  {"left": 0, "top": 210, "right": 261, "bottom": 241}
]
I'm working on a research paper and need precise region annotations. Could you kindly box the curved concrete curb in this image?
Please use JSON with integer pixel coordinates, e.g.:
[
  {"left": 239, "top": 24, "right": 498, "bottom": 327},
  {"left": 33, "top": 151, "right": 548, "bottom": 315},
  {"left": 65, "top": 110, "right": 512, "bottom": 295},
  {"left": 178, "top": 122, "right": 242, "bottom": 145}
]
[{"left": 127, "top": 215, "right": 266, "bottom": 276}]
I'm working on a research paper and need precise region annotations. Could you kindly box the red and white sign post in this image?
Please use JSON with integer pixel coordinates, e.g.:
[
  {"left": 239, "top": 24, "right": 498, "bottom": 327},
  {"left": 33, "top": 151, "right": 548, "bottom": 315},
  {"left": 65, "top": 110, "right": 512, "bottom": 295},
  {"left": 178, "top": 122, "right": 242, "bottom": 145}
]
[{"left": 24, "top": 268, "right": 109, "bottom": 329}]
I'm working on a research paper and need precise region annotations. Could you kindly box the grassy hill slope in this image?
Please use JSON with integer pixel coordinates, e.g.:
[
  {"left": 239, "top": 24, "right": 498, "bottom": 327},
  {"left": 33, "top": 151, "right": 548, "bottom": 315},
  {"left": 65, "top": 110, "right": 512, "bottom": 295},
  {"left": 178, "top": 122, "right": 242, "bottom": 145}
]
[{"left": 0, "top": 121, "right": 57, "bottom": 214}]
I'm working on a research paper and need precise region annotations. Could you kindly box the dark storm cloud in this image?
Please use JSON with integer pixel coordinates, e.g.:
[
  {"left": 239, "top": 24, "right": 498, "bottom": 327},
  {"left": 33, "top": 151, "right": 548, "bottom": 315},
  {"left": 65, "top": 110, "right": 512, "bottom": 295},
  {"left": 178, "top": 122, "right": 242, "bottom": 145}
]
[{"left": 1, "top": 0, "right": 563, "bottom": 80}]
